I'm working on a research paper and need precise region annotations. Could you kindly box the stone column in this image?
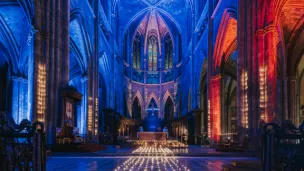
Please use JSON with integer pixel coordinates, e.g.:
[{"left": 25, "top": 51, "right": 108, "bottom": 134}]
[
  {"left": 159, "top": 58, "right": 162, "bottom": 119},
  {"left": 11, "top": 76, "right": 29, "bottom": 124},
  {"left": 276, "top": 78, "right": 284, "bottom": 122},
  {"left": 80, "top": 76, "right": 89, "bottom": 136},
  {"left": 237, "top": 0, "right": 250, "bottom": 143},
  {"left": 33, "top": 0, "right": 70, "bottom": 145},
  {"left": 220, "top": 76, "right": 226, "bottom": 135},
  {"left": 130, "top": 54, "right": 133, "bottom": 81},
  {"left": 191, "top": 12, "right": 197, "bottom": 108},
  {"left": 227, "top": 107, "right": 231, "bottom": 134},
  {"left": 76, "top": 102, "right": 81, "bottom": 128},
  {"left": 33, "top": 0, "right": 47, "bottom": 123},
  {"left": 265, "top": 27, "right": 278, "bottom": 121},
  {"left": 283, "top": 77, "right": 289, "bottom": 120},
  {"left": 255, "top": 0, "right": 278, "bottom": 123},
  {"left": 207, "top": 0, "right": 214, "bottom": 140},
  {"left": 208, "top": 75, "right": 221, "bottom": 142},
  {"left": 193, "top": 109, "right": 202, "bottom": 144},
  {"left": 287, "top": 77, "right": 296, "bottom": 122},
  {"left": 144, "top": 58, "right": 147, "bottom": 118}
]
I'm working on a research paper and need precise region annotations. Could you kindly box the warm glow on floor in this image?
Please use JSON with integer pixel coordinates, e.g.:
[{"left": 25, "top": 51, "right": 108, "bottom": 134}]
[
  {"left": 114, "top": 156, "right": 190, "bottom": 171},
  {"left": 132, "top": 146, "right": 174, "bottom": 155}
]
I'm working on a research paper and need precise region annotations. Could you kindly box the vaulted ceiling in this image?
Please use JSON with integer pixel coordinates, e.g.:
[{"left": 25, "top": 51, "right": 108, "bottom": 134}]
[
  {"left": 280, "top": 0, "right": 304, "bottom": 46},
  {"left": 116, "top": 0, "right": 193, "bottom": 41}
]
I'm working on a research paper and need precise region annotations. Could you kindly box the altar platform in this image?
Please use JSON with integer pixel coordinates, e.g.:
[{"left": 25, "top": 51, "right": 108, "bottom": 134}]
[{"left": 137, "top": 132, "right": 168, "bottom": 140}]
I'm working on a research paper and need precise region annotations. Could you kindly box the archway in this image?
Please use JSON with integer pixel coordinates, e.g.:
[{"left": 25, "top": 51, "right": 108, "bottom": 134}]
[
  {"left": 164, "top": 97, "right": 174, "bottom": 121},
  {"left": 69, "top": 16, "right": 90, "bottom": 136},
  {"left": 297, "top": 55, "right": 304, "bottom": 124},
  {"left": 98, "top": 75, "right": 107, "bottom": 133},
  {"left": 199, "top": 71, "right": 208, "bottom": 134},
  {"left": 164, "top": 96, "right": 174, "bottom": 136},
  {"left": 209, "top": 9, "right": 237, "bottom": 141},
  {"left": 188, "top": 88, "right": 191, "bottom": 112},
  {"left": 145, "top": 98, "right": 160, "bottom": 132},
  {"left": 132, "top": 97, "right": 142, "bottom": 120},
  {"left": 228, "top": 88, "right": 237, "bottom": 139},
  {"left": 0, "top": 7, "right": 31, "bottom": 124},
  {"left": 0, "top": 56, "right": 9, "bottom": 112},
  {"left": 221, "top": 51, "right": 237, "bottom": 140},
  {"left": 267, "top": 0, "right": 304, "bottom": 124},
  {"left": 123, "top": 93, "right": 128, "bottom": 118}
]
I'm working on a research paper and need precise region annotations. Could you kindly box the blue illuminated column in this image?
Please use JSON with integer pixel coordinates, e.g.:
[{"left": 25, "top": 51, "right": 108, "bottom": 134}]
[
  {"left": 11, "top": 76, "right": 29, "bottom": 124},
  {"left": 76, "top": 102, "right": 81, "bottom": 129},
  {"left": 80, "top": 76, "right": 88, "bottom": 136}
]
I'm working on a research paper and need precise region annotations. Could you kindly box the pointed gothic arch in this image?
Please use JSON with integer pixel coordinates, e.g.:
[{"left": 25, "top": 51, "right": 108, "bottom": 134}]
[
  {"left": 162, "top": 90, "right": 173, "bottom": 107},
  {"left": 132, "top": 96, "right": 142, "bottom": 120},
  {"left": 162, "top": 90, "right": 173, "bottom": 118},
  {"left": 132, "top": 91, "right": 144, "bottom": 109},
  {"left": 70, "top": 9, "right": 92, "bottom": 71},
  {"left": 0, "top": 17, "right": 19, "bottom": 74},
  {"left": 69, "top": 9, "right": 93, "bottom": 135},
  {"left": 213, "top": 8, "right": 237, "bottom": 69},
  {"left": 164, "top": 96, "right": 174, "bottom": 120},
  {"left": 147, "top": 92, "right": 159, "bottom": 109}
]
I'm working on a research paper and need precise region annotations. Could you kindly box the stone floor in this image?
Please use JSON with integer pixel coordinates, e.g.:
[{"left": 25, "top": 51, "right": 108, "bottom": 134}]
[
  {"left": 48, "top": 146, "right": 259, "bottom": 170},
  {"left": 47, "top": 156, "right": 259, "bottom": 171},
  {"left": 92, "top": 145, "right": 257, "bottom": 157}
]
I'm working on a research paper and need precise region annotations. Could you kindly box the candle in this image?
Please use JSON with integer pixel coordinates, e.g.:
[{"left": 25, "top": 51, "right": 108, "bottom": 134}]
[
  {"left": 119, "top": 129, "right": 120, "bottom": 136},
  {"left": 123, "top": 128, "right": 125, "bottom": 137}
]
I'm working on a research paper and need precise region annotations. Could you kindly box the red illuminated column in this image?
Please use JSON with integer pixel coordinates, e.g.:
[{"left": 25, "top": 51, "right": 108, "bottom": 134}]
[
  {"left": 256, "top": 30, "right": 267, "bottom": 121},
  {"left": 208, "top": 75, "right": 221, "bottom": 142},
  {"left": 256, "top": 25, "right": 279, "bottom": 123},
  {"left": 287, "top": 77, "right": 296, "bottom": 122},
  {"left": 256, "top": 25, "right": 278, "bottom": 123},
  {"left": 265, "top": 28, "right": 278, "bottom": 122}
]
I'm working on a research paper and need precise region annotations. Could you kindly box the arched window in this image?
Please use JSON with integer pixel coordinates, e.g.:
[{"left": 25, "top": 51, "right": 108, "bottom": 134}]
[
  {"left": 164, "top": 97, "right": 174, "bottom": 120},
  {"left": 165, "top": 35, "right": 173, "bottom": 69},
  {"left": 132, "top": 97, "right": 141, "bottom": 120},
  {"left": 133, "top": 35, "right": 141, "bottom": 69},
  {"left": 148, "top": 36, "right": 158, "bottom": 71}
]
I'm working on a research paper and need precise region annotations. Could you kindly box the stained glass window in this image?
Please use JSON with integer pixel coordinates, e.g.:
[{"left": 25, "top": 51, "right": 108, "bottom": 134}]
[
  {"left": 133, "top": 35, "right": 141, "bottom": 69},
  {"left": 148, "top": 36, "right": 158, "bottom": 71},
  {"left": 165, "top": 35, "right": 173, "bottom": 69}
]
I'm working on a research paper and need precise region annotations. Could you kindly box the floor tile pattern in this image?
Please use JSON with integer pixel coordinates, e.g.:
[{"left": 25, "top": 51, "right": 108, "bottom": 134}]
[{"left": 47, "top": 156, "right": 258, "bottom": 171}]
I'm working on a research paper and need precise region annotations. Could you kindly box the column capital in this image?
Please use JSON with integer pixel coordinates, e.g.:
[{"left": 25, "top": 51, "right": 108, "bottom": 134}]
[
  {"left": 11, "top": 76, "right": 28, "bottom": 83},
  {"left": 256, "top": 23, "right": 278, "bottom": 36},
  {"left": 263, "top": 24, "right": 277, "bottom": 34},
  {"left": 256, "top": 29, "right": 264, "bottom": 36},
  {"left": 81, "top": 75, "right": 89, "bottom": 82},
  {"left": 210, "top": 74, "right": 222, "bottom": 81}
]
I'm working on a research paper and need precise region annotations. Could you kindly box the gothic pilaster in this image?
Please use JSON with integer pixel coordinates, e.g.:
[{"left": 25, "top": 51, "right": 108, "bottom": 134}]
[
  {"left": 11, "top": 76, "right": 29, "bottom": 124},
  {"left": 265, "top": 26, "right": 278, "bottom": 121},
  {"left": 283, "top": 77, "right": 289, "bottom": 120},
  {"left": 33, "top": 0, "right": 70, "bottom": 145},
  {"left": 237, "top": 0, "right": 250, "bottom": 143},
  {"left": 208, "top": 75, "right": 221, "bottom": 142},
  {"left": 287, "top": 77, "right": 296, "bottom": 122},
  {"left": 80, "top": 76, "right": 89, "bottom": 136},
  {"left": 159, "top": 58, "right": 162, "bottom": 119}
]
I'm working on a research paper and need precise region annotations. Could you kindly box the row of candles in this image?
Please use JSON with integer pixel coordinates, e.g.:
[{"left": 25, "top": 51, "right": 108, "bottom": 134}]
[
  {"left": 118, "top": 128, "right": 129, "bottom": 137},
  {"left": 132, "top": 146, "right": 174, "bottom": 155},
  {"left": 114, "top": 156, "right": 190, "bottom": 171}
]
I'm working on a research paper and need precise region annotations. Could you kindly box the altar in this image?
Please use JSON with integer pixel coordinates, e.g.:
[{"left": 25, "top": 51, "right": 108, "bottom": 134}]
[{"left": 137, "top": 132, "right": 168, "bottom": 141}]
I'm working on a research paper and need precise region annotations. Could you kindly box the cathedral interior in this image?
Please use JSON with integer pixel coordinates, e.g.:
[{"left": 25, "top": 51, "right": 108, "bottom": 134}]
[{"left": 0, "top": 0, "right": 304, "bottom": 170}]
